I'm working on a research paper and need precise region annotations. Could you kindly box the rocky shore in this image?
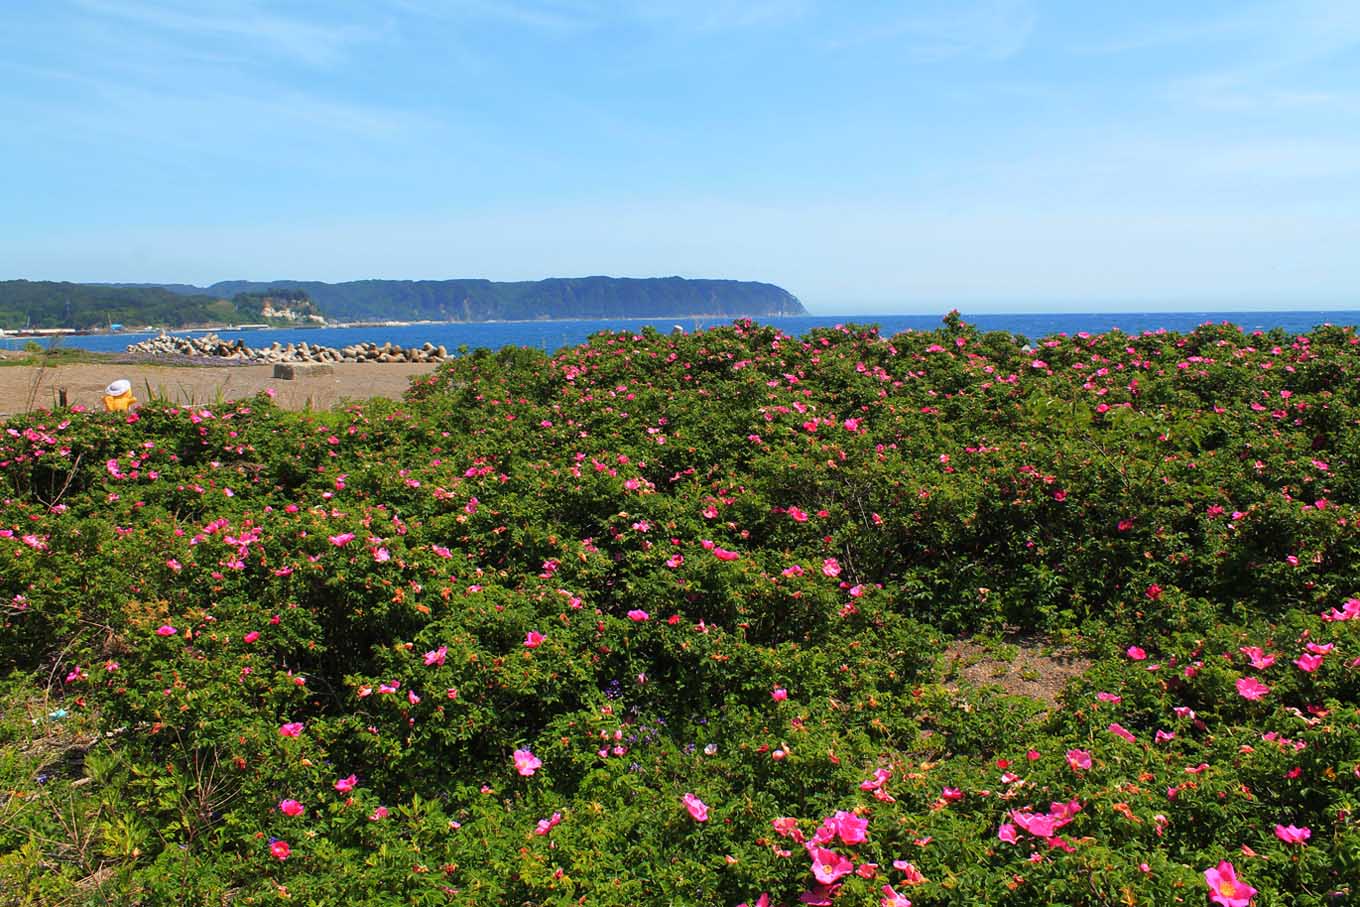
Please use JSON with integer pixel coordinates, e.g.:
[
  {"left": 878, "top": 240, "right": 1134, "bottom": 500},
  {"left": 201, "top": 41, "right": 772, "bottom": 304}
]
[{"left": 126, "top": 332, "right": 449, "bottom": 364}]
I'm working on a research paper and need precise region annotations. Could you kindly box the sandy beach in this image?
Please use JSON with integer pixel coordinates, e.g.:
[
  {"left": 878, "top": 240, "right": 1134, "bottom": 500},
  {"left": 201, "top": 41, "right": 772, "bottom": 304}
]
[{"left": 0, "top": 358, "right": 438, "bottom": 418}]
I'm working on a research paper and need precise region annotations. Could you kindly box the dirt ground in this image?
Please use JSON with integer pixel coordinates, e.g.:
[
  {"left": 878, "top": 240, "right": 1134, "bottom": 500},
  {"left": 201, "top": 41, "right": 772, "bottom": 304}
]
[
  {"left": 0, "top": 358, "right": 439, "bottom": 417},
  {"left": 943, "top": 635, "right": 1091, "bottom": 708}
]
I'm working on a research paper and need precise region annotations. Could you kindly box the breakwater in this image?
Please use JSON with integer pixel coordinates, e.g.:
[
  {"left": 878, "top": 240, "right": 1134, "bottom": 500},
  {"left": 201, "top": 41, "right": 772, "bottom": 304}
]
[{"left": 126, "top": 332, "right": 448, "bottom": 364}]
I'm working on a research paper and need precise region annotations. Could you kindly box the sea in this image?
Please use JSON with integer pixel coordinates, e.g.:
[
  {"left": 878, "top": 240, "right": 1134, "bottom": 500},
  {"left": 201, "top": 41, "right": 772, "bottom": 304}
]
[{"left": 12, "top": 311, "right": 1360, "bottom": 356}]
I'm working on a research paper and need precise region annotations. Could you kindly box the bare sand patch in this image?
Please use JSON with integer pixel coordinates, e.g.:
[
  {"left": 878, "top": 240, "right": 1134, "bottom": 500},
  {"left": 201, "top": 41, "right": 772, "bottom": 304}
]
[
  {"left": 0, "top": 358, "right": 438, "bottom": 417},
  {"left": 943, "top": 634, "right": 1090, "bottom": 708}
]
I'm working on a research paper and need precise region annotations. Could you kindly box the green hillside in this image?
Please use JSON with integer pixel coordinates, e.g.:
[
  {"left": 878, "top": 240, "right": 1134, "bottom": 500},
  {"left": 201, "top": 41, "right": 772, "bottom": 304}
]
[
  {"left": 179, "top": 276, "right": 805, "bottom": 322},
  {"left": 0, "top": 281, "right": 240, "bottom": 330}
]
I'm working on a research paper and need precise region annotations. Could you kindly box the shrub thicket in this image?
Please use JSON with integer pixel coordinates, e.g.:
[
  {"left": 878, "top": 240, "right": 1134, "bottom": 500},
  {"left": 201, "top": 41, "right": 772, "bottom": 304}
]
[{"left": 1, "top": 317, "right": 1358, "bottom": 905}]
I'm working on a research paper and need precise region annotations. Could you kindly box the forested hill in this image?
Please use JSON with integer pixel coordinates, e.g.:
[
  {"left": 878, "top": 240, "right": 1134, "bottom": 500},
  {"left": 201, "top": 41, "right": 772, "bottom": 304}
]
[
  {"left": 160, "top": 276, "right": 806, "bottom": 322},
  {"left": 0, "top": 281, "right": 242, "bottom": 330}
]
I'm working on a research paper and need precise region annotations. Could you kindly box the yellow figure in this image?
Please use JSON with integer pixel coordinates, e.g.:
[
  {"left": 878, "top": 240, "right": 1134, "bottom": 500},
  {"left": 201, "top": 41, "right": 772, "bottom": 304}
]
[{"left": 102, "top": 379, "right": 137, "bottom": 412}]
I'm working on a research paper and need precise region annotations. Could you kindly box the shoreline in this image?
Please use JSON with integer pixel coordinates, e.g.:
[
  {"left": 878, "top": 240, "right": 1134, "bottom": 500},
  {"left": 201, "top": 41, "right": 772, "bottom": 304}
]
[{"left": 0, "top": 311, "right": 801, "bottom": 339}]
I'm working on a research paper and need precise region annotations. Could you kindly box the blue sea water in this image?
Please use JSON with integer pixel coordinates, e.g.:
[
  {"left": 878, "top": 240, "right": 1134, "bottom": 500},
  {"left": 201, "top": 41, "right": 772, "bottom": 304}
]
[{"left": 17, "top": 311, "right": 1360, "bottom": 355}]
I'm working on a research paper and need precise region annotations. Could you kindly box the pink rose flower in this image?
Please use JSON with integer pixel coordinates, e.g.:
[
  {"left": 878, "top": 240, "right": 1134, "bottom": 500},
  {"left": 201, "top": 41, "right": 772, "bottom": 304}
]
[
  {"left": 1274, "top": 824, "right": 1311, "bottom": 844},
  {"left": 682, "top": 792, "right": 708, "bottom": 822},
  {"left": 1204, "top": 861, "right": 1257, "bottom": 907},
  {"left": 808, "top": 846, "right": 853, "bottom": 884},
  {"left": 513, "top": 748, "right": 542, "bottom": 776}
]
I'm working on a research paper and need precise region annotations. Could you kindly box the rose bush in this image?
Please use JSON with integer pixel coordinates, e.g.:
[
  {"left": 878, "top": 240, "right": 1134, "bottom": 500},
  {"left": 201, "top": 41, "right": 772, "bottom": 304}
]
[{"left": 2, "top": 316, "right": 1358, "bottom": 904}]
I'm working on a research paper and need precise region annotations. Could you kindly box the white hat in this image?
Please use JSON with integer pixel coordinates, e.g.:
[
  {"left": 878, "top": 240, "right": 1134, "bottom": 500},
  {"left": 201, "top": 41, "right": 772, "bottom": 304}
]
[{"left": 105, "top": 379, "right": 132, "bottom": 396}]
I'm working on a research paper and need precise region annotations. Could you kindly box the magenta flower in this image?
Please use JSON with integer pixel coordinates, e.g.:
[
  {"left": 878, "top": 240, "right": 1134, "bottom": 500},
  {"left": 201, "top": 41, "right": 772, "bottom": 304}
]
[
  {"left": 997, "top": 823, "right": 1018, "bottom": 844},
  {"left": 1274, "top": 824, "right": 1311, "bottom": 844},
  {"left": 269, "top": 839, "right": 291, "bottom": 860},
  {"left": 513, "top": 748, "right": 542, "bottom": 776},
  {"left": 1125, "top": 645, "right": 1147, "bottom": 660},
  {"left": 772, "top": 816, "right": 805, "bottom": 842},
  {"left": 1321, "top": 598, "right": 1360, "bottom": 621},
  {"left": 821, "top": 558, "right": 842, "bottom": 578},
  {"left": 1065, "top": 749, "right": 1093, "bottom": 771},
  {"left": 279, "top": 722, "right": 304, "bottom": 737},
  {"left": 712, "top": 547, "right": 739, "bottom": 561},
  {"left": 423, "top": 645, "right": 447, "bottom": 666},
  {"left": 1108, "top": 722, "right": 1136, "bottom": 743},
  {"left": 1294, "top": 654, "right": 1323, "bottom": 673},
  {"left": 1236, "top": 677, "right": 1270, "bottom": 700},
  {"left": 155, "top": 625, "right": 177, "bottom": 636},
  {"left": 772, "top": 687, "right": 788, "bottom": 701},
  {"left": 278, "top": 799, "right": 305, "bottom": 817},
  {"left": 1204, "top": 861, "right": 1257, "bottom": 907},
  {"left": 1011, "top": 810, "right": 1056, "bottom": 839},
  {"left": 682, "top": 792, "right": 708, "bottom": 822},
  {"left": 524, "top": 631, "right": 545, "bottom": 648},
  {"left": 627, "top": 609, "right": 650, "bottom": 621},
  {"left": 827, "top": 810, "right": 868, "bottom": 845},
  {"left": 809, "top": 847, "right": 853, "bottom": 884},
  {"left": 243, "top": 631, "right": 260, "bottom": 644},
  {"left": 880, "top": 885, "right": 912, "bottom": 907},
  {"left": 328, "top": 532, "right": 355, "bottom": 546},
  {"left": 334, "top": 774, "right": 357, "bottom": 793}
]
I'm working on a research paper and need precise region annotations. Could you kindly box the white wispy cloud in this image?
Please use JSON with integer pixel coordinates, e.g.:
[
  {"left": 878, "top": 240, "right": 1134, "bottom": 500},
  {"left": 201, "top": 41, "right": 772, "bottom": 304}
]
[
  {"left": 1195, "top": 138, "right": 1360, "bottom": 180},
  {"left": 632, "top": 0, "right": 813, "bottom": 32},
  {"left": 825, "top": 0, "right": 1035, "bottom": 61},
  {"left": 71, "top": 0, "right": 376, "bottom": 66},
  {"left": 388, "top": 0, "right": 597, "bottom": 31},
  {"left": 1076, "top": 0, "right": 1360, "bottom": 115},
  {"left": 390, "top": 0, "right": 812, "bottom": 33}
]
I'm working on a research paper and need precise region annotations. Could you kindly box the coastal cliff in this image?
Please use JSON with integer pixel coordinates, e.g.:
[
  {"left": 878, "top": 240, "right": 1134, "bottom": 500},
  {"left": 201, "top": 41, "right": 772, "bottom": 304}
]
[
  {"left": 155, "top": 276, "right": 805, "bottom": 323},
  {"left": 3, "top": 277, "right": 804, "bottom": 329}
]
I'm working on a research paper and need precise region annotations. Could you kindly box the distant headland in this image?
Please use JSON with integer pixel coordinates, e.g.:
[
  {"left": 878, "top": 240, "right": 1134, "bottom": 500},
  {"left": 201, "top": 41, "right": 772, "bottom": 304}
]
[{"left": 0, "top": 277, "right": 805, "bottom": 332}]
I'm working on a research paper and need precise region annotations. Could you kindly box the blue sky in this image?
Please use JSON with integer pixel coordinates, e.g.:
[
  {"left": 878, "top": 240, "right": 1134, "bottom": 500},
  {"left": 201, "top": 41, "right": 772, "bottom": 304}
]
[{"left": 2, "top": 1, "right": 1359, "bottom": 313}]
